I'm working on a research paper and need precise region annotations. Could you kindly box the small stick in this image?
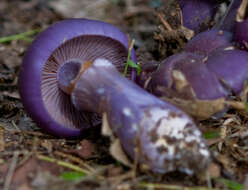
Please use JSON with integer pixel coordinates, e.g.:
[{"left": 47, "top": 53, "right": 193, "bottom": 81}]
[
  {"left": 37, "top": 154, "right": 91, "bottom": 175},
  {"left": 137, "top": 182, "right": 221, "bottom": 190},
  {"left": 54, "top": 151, "right": 96, "bottom": 173},
  {"left": 132, "top": 147, "right": 139, "bottom": 180},
  {"left": 156, "top": 13, "right": 173, "bottom": 31},
  {"left": 37, "top": 154, "right": 104, "bottom": 180},
  {"left": 3, "top": 151, "right": 19, "bottom": 190}
]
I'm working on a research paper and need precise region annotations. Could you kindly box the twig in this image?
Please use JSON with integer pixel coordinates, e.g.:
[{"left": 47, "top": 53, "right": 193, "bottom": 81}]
[
  {"left": 156, "top": 13, "right": 173, "bottom": 31},
  {"left": 37, "top": 154, "right": 91, "bottom": 175},
  {"left": 54, "top": 151, "right": 96, "bottom": 173},
  {"left": 11, "top": 121, "right": 21, "bottom": 132},
  {"left": 206, "top": 171, "right": 212, "bottom": 189},
  {"left": 37, "top": 154, "right": 105, "bottom": 181},
  {"left": 0, "top": 129, "right": 4, "bottom": 152},
  {"left": 3, "top": 151, "right": 19, "bottom": 190},
  {"left": 132, "top": 147, "right": 138, "bottom": 180},
  {"left": 108, "top": 171, "right": 134, "bottom": 187},
  {"left": 137, "top": 182, "right": 221, "bottom": 190}
]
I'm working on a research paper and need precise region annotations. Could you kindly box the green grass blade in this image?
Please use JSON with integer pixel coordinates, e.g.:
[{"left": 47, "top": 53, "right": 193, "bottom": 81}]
[
  {"left": 60, "top": 171, "right": 85, "bottom": 181},
  {"left": 0, "top": 29, "right": 41, "bottom": 43},
  {"left": 203, "top": 131, "right": 220, "bottom": 139},
  {"left": 123, "top": 39, "right": 141, "bottom": 77}
]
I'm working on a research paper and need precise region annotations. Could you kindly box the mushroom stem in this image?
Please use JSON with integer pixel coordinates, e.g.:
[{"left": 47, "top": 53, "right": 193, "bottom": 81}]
[{"left": 58, "top": 58, "right": 210, "bottom": 174}]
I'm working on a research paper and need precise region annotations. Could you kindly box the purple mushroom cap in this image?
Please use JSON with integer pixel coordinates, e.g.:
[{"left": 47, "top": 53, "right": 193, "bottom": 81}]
[
  {"left": 234, "top": 19, "right": 248, "bottom": 49},
  {"left": 178, "top": 0, "right": 218, "bottom": 33},
  {"left": 185, "top": 29, "right": 233, "bottom": 55},
  {"left": 150, "top": 52, "right": 228, "bottom": 100},
  {"left": 206, "top": 49, "right": 248, "bottom": 94},
  {"left": 19, "top": 18, "right": 137, "bottom": 138}
]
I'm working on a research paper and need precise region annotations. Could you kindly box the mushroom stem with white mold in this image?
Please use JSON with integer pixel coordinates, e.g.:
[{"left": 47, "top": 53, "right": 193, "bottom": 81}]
[
  {"left": 58, "top": 57, "right": 210, "bottom": 174},
  {"left": 19, "top": 19, "right": 210, "bottom": 174}
]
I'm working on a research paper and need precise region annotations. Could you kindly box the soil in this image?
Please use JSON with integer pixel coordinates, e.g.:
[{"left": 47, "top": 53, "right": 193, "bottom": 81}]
[{"left": 0, "top": 0, "right": 247, "bottom": 190}]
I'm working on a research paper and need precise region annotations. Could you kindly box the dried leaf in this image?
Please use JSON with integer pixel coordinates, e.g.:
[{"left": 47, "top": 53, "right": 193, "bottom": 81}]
[
  {"left": 160, "top": 96, "right": 226, "bottom": 120},
  {"left": 110, "top": 139, "right": 132, "bottom": 167},
  {"left": 75, "top": 140, "right": 96, "bottom": 159},
  {"left": 101, "top": 112, "right": 113, "bottom": 137}
]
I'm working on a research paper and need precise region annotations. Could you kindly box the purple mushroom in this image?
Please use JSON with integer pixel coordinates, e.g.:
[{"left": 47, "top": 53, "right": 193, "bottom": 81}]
[
  {"left": 234, "top": 19, "right": 248, "bottom": 49},
  {"left": 178, "top": 0, "right": 219, "bottom": 33},
  {"left": 19, "top": 18, "right": 136, "bottom": 138},
  {"left": 138, "top": 0, "right": 245, "bottom": 119},
  {"left": 184, "top": 29, "right": 232, "bottom": 55},
  {"left": 19, "top": 19, "right": 210, "bottom": 174},
  {"left": 206, "top": 48, "right": 248, "bottom": 94},
  {"left": 146, "top": 52, "right": 229, "bottom": 120},
  {"left": 232, "top": 0, "right": 248, "bottom": 49},
  {"left": 138, "top": 27, "right": 233, "bottom": 119},
  {"left": 183, "top": 0, "right": 242, "bottom": 55},
  {"left": 150, "top": 52, "right": 228, "bottom": 100}
]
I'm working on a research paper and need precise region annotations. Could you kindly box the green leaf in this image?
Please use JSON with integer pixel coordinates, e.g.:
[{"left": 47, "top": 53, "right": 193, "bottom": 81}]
[
  {"left": 126, "top": 60, "right": 137, "bottom": 68},
  {"left": 203, "top": 131, "right": 220, "bottom": 139},
  {"left": 220, "top": 178, "right": 243, "bottom": 190},
  {"left": 60, "top": 171, "right": 85, "bottom": 181},
  {"left": 123, "top": 39, "right": 141, "bottom": 77},
  {"left": 245, "top": 101, "right": 248, "bottom": 112}
]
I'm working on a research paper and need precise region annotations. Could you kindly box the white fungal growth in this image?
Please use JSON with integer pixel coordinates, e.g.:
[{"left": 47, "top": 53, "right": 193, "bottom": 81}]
[
  {"left": 200, "top": 142, "right": 206, "bottom": 147},
  {"left": 140, "top": 106, "right": 210, "bottom": 174},
  {"left": 93, "top": 58, "right": 114, "bottom": 67},
  {"left": 157, "top": 116, "right": 188, "bottom": 139},
  {"left": 155, "top": 138, "right": 175, "bottom": 156},
  {"left": 149, "top": 107, "right": 189, "bottom": 139},
  {"left": 185, "top": 135, "right": 200, "bottom": 143},
  {"left": 149, "top": 107, "right": 169, "bottom": 122},
  {"left": 131, "top": 123, "right": 138, "bottom": 131},
  {"left": 123, "top": 107, "right": 132, "bottom": 117},
  {"left": 194, "top": 130, "right": 201, "bottom": 137},
  {"left": 199, "top": 148, "right": 210, "bottom": 157},
  {"left": 97, "top": 88, "right": 105, "bottom": 94}
]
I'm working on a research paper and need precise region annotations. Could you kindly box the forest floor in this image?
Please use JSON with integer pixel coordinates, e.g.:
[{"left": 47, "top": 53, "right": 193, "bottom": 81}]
[{"left": 0, "top": 0, "right": 247, "bottom": 189}]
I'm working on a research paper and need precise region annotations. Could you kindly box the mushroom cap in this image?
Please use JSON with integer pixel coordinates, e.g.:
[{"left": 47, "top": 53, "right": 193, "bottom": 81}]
[
  {"left": 19, "top": 18, "right": 137, "bottom": 138},
  {"left": 206, "top": 49, "right": 248, "bottom": 94},
  {"left": 150, "top": 52, "right": 228, "bottom": 100},
  {"left": 234, "top": 19, "right": 248, "bottom": 49},
  {"left": 185, "top": 29, "right": 233, "bottom": 56},
  {"left": 178, "top": 0, "right": 218, "bottom": 33}
]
